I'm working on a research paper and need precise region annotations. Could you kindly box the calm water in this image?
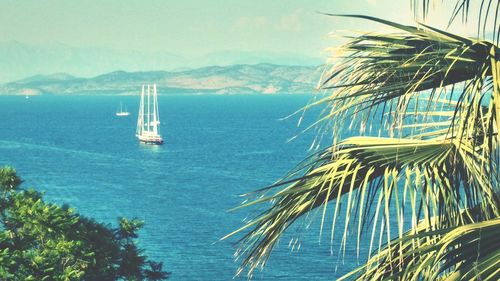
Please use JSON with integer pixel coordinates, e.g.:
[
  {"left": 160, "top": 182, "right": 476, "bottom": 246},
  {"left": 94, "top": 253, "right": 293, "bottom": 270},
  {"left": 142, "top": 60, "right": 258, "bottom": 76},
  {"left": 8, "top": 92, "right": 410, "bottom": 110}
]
[{"left": 0, "top": 95, "right": 368, "bottom": 280}]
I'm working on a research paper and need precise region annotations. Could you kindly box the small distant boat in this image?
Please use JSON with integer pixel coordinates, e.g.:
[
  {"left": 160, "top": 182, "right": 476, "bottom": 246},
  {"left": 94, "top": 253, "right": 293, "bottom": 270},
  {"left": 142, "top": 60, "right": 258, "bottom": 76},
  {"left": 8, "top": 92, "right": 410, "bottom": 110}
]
[
  {"left": 136, "top": 84, "right": 163, "bottom": 145},
  {"left": 116, "top": 102, "right": 131, "bottom": 116}
]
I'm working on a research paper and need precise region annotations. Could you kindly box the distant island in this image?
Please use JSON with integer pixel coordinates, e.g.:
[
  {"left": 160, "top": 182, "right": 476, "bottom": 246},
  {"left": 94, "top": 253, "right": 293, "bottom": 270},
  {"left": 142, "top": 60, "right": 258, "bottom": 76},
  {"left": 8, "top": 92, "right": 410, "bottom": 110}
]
[{"left": 0, "top": 63, "right": 321, "bottom": 95}]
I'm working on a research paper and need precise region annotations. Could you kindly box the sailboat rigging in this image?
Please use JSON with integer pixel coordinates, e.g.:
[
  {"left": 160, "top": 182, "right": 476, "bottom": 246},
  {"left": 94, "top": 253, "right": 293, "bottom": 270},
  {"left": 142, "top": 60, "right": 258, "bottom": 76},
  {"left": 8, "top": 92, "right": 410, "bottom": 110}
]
[{"left": 136, "top": 84, "right": 164, "bottom": 145}]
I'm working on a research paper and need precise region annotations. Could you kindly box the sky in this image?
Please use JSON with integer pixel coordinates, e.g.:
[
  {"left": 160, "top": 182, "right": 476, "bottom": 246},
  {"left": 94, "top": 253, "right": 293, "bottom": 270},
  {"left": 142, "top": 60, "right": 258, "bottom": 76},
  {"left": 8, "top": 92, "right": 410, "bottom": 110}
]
[
  {"left": 0, "top": 0, "right": 413, "bottom": 55},
  {"left": 0, "top": 0, "right": 481, "bottom": 81}
]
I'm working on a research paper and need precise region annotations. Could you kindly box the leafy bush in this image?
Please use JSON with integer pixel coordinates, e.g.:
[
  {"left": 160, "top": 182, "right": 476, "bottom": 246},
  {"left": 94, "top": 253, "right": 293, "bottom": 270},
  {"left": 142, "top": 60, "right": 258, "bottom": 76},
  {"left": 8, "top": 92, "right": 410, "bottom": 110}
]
[{"left": 0, "top": 166, "right": 169, "bottom": 281}]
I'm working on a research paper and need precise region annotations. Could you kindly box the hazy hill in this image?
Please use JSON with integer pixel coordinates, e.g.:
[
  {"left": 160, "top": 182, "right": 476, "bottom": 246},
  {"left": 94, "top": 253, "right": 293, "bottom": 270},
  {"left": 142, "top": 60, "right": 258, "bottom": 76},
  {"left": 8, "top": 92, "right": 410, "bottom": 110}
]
[
  {"left": 0, "top": 41, "right": 186, "bottom": 83},
  {"left": 0, "top": 64, "right": 320, "bottom": 95},
  {"left": 0, "top": 41, "right": 323, "bottom": 84}
]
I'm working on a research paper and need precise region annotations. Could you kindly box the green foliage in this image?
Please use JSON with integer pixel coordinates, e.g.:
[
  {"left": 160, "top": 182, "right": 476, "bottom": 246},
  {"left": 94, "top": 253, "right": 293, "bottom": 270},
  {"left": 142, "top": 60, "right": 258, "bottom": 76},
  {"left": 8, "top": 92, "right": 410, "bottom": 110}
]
[
  {"left": 0, "top": 166, "right": 169, "bottom": 281},
  {"left": 341, "top": 217, "right": 500, "bottom": 280}
]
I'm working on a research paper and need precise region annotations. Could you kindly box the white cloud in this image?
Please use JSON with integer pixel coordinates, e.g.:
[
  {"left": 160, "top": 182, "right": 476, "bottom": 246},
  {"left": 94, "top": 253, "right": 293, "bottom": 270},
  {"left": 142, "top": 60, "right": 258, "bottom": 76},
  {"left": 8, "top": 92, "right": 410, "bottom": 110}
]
[
  {"left": 233, "top": 16, "right": 269, "bottom": 31},
  {"left": 277, "top": 9, "right": 302, "bottom": 32},
  {"left": 232, "top": 10, "right": 303, "bottom": 33}
]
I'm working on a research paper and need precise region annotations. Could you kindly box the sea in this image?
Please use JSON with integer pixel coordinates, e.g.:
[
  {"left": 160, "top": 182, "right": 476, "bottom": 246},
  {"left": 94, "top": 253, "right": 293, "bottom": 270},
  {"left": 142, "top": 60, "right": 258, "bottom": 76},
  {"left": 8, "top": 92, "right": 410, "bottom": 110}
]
[{"left": 0, "top": 95, "right": 369, "bottom": 280}]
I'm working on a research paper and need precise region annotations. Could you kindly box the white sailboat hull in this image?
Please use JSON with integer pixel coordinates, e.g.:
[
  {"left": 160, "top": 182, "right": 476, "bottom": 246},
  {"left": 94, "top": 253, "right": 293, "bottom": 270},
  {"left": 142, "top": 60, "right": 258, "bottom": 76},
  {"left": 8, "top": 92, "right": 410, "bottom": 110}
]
[
  {"left": 116, "top": 101, "right": 131, "bottom": 116},
  {"left": 136, "top": 133, "right": 164, "bottom": 144}
]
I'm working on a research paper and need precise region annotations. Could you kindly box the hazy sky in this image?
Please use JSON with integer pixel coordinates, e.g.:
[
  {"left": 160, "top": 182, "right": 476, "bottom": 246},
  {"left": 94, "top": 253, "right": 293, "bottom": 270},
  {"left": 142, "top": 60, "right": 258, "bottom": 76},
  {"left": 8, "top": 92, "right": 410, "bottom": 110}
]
[
  {"left": 0, "top": 0, "right": 415, "bottom": 57},
  {"left": 0, "top": 0, "right": 480, "bottom": 81}
]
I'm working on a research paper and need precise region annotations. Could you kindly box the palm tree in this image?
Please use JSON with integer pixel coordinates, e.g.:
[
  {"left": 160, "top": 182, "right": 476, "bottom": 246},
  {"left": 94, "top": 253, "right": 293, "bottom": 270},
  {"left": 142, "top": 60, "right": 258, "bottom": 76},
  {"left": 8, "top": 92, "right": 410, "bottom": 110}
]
[{"left": 225, "top": 1, "right": 500, "bottom": 280}]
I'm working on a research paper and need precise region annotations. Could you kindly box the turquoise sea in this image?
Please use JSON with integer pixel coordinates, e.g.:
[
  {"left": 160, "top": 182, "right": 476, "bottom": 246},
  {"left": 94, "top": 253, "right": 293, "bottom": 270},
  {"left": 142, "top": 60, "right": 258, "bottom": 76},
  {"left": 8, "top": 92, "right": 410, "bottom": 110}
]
[{"left": 0, "top": 95, "right": 368, "bottom": 280}]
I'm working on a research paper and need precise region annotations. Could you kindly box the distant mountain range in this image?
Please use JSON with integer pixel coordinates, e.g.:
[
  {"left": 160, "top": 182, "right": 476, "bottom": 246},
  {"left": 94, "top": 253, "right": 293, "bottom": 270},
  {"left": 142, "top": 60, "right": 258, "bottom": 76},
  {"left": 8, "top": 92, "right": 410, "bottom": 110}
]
[
  {"left": 0, "top": 63, "right": 322, "bottom": 95},
  {"left": 0, "top": 41, "right": 323, "bottom": 83}
]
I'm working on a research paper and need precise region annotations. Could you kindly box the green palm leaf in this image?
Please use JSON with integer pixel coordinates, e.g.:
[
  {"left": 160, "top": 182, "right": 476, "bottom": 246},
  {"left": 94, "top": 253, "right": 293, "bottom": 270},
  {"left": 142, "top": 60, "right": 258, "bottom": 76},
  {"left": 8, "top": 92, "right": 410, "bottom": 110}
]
[
  {"left": 311, "top": 16, "right": 500, "bottom": 190},
  {"left": 412, "top": 0, "right": 500, "bottom": 43},
  {"left": 224, "top": 135, "right": 498, "bottom": 277},
  {"left": 314, "top": 16, "right": 497, "bottom": 142},
  {"left": 343, "top": 217, "right": 500, "bottom": 280},
  {"left": 227, "top": 14, "right": 500, "bottom": 280}
]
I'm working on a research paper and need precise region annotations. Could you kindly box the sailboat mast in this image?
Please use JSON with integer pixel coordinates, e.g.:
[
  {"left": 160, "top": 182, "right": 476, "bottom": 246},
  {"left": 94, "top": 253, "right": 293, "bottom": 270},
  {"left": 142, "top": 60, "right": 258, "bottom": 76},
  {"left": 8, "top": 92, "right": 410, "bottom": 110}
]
[
  {"left": 136, "top": 85, "right": 145, "bottom": 135},
  {"left": 156, "top": 85, "right": 161, "bottom": 134},
  {"left": 153, "top": 84, "right": 158, "bottom": 134},
  {"left": 147, "top": 84, "right": 151, "bottom": 132},
  {"left": 156, "top": 85, "right": 160, "bottom": 133}
]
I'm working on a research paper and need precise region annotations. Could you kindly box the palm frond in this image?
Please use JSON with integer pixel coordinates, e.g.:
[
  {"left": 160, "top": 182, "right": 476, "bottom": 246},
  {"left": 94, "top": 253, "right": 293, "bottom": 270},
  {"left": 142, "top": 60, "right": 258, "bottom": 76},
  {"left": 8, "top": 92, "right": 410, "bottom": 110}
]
[
  {"left": 224, "top": 136, "right": 498, "bottom": 277},
  {"left": 315, "top": 16, "right": 496, "bottom": 142},
  {"left": 343, "top": 216, "right": 500, "bottom": 280},
  {"left": 411, "top": 0, "right": 500, "bottom": 43},
  {"left": 228, "top": 15, "right": 500, "bottom": 280},
  {"left": 314, "top": 16, "right": 500, "bottom": 186}
]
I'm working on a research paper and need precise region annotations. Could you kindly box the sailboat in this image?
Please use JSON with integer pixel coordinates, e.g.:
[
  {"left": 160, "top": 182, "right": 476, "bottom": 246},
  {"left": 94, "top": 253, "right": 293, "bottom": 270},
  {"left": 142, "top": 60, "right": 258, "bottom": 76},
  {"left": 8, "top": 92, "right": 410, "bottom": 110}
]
[
  {"left": 136, "top": 84, "right": 164, "bottom": 145},
  {"left": 116, "top": 102, "right": 131, "bottom": 116}
]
